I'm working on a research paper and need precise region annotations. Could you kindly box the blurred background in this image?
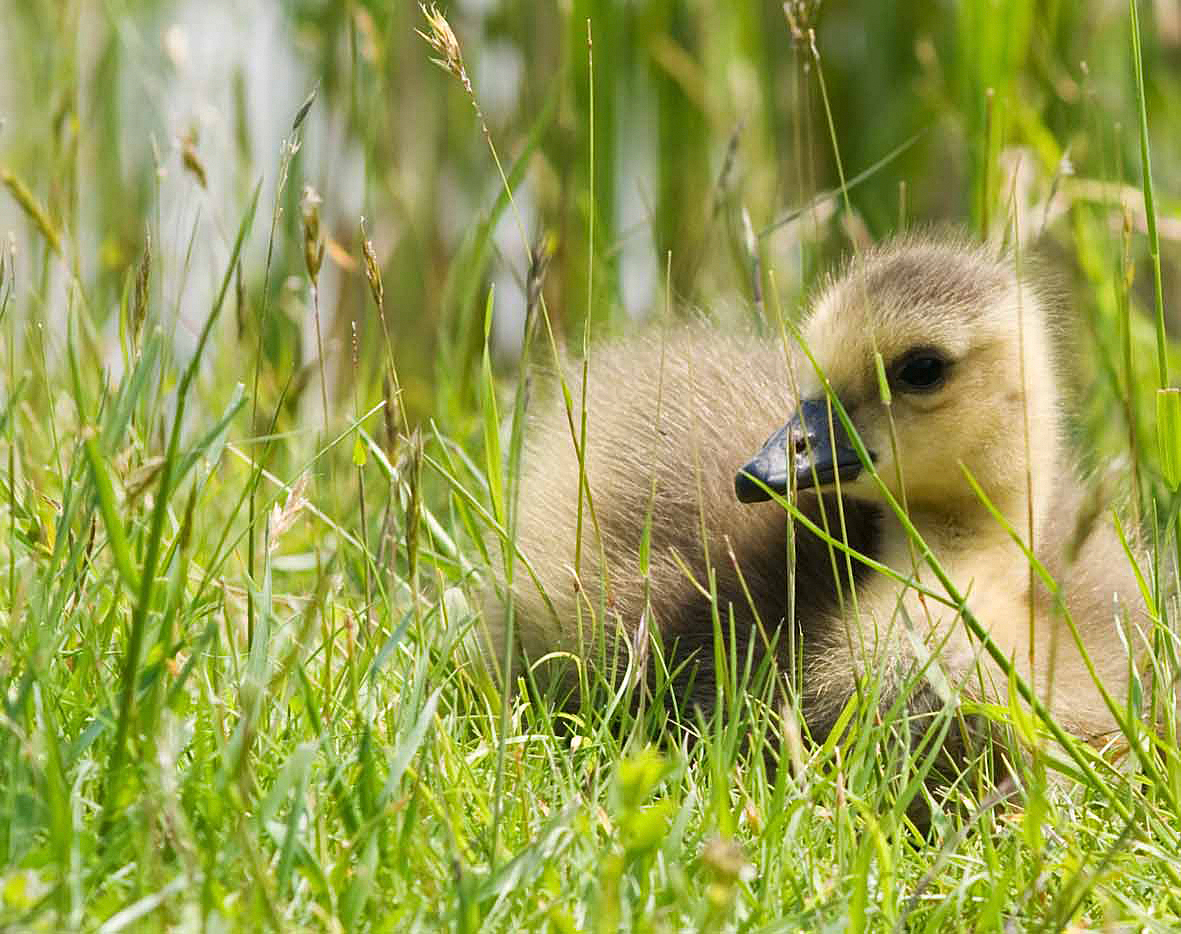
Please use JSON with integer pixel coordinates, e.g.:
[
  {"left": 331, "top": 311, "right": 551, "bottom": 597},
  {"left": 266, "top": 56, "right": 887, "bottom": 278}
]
[{"left": 2, "top": 0, "right": 1180, "bottom": 467}]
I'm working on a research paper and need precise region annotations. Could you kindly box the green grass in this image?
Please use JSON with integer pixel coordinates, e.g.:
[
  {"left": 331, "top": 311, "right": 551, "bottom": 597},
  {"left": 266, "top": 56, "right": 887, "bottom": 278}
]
[{"left": 2, "top": 0, "right": 1181, "bottom": 929}]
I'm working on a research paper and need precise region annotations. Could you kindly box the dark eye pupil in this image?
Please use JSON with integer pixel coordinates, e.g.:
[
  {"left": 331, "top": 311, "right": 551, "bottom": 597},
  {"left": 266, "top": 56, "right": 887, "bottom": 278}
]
[{"left": 897, "top": 355, "right": 945, "bottom": 390}]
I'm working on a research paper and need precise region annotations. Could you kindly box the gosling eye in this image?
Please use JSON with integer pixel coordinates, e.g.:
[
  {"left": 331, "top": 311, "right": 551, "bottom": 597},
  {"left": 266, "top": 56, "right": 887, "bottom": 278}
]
[{"left": 892, "top": 349, "right": 949, "bottom": 393}]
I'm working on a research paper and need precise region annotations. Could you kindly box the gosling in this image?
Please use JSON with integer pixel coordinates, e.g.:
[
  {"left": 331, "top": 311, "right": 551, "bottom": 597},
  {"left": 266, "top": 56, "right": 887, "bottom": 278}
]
[
  {"left": 489, "top": 325, "right": 878, "bottom": 713},
  {"left": 737, "top": 234, "right": 1149, "bottom": 750}
]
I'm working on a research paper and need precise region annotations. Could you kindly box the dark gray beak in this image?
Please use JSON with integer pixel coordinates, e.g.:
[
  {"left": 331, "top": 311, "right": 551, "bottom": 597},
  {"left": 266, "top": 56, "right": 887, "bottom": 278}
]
[{"left": 735, "top": 398, "right": 869, "bottom": 503}]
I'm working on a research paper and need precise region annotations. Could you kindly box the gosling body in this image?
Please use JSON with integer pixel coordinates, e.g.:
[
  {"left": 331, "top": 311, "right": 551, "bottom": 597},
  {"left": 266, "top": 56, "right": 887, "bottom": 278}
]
[
  {"left": 491, "top": 234, "right": 1152, "bottom": 765},
  {"left": 491, "top": 326, "right": 876, "bottom": 712}
]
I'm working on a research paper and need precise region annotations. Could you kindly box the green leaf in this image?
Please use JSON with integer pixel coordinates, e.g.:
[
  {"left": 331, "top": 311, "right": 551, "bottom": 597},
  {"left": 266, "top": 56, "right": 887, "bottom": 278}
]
[
  {"left": 849, "top": 821, "right": 873, "bottom": 934},
  {"left": 1158, "top": 389, "right": 1181, "bottom": 489},
  {"left": 83, "top": 436, "right": 140, "bottom": 594},
  {"left": 612, "top": 748, "right": 671, "bottom": 812},
  {"left": 481, "top": 286, "right": 504, "bottom": 525},
  {"left": 874, "top": 350, "right": 892, "bottom": 406},
  {"left": 1006, "top": 663, "right": 1038, "bottom": 747},
  {"left": 620, "top": 799, "right": 674, "bottom": 858},
  {"left": 174, "top": 382, "right": 247, "bottom": 483},
  {"left": 379, "top": 687, "right": 442, "bottom": 806}
]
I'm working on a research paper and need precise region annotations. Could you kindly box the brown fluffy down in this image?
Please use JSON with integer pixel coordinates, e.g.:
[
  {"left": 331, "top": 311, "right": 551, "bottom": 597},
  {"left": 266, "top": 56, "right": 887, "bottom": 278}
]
[{"left": 484, "top": 323, "right": 878, "bottom": 726}]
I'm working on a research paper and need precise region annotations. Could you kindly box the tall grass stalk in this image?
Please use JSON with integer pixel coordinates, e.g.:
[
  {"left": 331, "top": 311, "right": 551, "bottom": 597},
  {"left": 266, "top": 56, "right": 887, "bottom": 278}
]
[
  {"left": 248, "top": 88, "right": 314, "bottom": 649},
  {"left": 101, "top": 184, "right": 260, "bottom": 829},
  {"left": 1129, "top": 0, "right": 1169, "bottom": 389}
]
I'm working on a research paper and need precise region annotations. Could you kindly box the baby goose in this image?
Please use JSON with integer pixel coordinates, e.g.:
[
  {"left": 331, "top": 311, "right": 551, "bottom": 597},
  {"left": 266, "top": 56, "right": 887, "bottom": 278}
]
[
  {"left": 738, "top": 235, "right": 1147, "bottom": 749},
  {"left": 491, "top": 325, "right": 878, "bottom": 712}
]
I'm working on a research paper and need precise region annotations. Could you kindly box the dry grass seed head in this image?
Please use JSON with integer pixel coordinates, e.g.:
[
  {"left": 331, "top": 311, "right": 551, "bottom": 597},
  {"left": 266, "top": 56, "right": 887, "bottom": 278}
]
[
  {"left": 0, "top": 167, "right": 62, "bottom": 256},
  {"left": 179, "top": 128, "right": 208, "bottom": 189},
  {"left": 417, "top": 4, "right": 467, "bottom": 86},
  {"left": 361, "top": 219, "right": 384, "bottom": 309},
  {"left": 300, "top": 185, "right": 325, "bottom": 282},
  {"left": 132, "top": 232, "right": 152, "bottom": 348}
]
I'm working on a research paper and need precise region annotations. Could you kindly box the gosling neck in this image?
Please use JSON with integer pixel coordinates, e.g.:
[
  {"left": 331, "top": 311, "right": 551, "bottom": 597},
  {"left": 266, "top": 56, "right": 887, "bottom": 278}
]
[{"left": 899, "top": 414, "right": 1064, "bottom": 566}]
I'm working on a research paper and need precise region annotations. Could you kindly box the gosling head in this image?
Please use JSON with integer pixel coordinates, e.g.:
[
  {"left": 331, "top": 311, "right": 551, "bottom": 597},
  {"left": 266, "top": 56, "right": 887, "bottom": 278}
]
[{"left": 737, "top": 237, "right": 1061, "bottom": 521}]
